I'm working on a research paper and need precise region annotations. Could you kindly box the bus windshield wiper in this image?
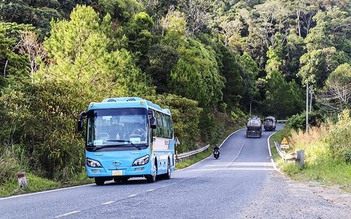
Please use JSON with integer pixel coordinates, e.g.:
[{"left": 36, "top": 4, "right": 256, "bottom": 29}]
[
  {"left": 93, "top": 140, "right": 141, "bottom": 151},
  {"left": 106, "top": 140, "right": 142, "bottom": 150}
]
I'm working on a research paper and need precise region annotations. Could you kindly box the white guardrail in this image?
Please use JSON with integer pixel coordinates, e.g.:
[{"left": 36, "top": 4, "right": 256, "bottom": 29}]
[
  {"left": 274, "top": 141, "right": 304, "bottom": 167},
  {"left": 176, "top": 144, "right": 210, "bottom": 162}
]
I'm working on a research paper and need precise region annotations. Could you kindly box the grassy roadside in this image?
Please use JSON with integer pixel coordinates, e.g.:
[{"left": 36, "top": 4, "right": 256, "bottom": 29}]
[
  {"left": 0, "top": 172, "right": 93, "bottom": 198},
  {"left": 175, "top": 149, "right": 212, "bottom": 170},
  {"left": 269, "top": 130, "right": 351, "bottom": 193}
]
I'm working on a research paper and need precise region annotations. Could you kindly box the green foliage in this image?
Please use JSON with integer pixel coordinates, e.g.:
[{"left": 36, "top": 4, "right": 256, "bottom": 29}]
[
  {"left": 281, "top": 162, "right": 301, "bottom": 176},
  {"left": 147, "top": 94, "right": 202, "bottom": 152},
  {"left": 284, "top": 29, "right": 306, "bottom": 81},
  {"left": 214, "top": 43, "right": 244, "bottom": 110},
  {"left": 326, "top": 63, "right": 351, "bottom": 87},
  {"left": 169, "top": 38, "right": 225, "bottom": 107},
  {"left": 0, "top": 81, "right": 84, "bottom": 180},
  {"left": 1, "top": 5, "right": 155, "bottom": 181},
  {"left": 0, "top": 172, "right": 60, "bottom": 197},
  {"left": 0, "top": 23, "right": 33, "bottom": 89},
  {"left": 298, "top": 47, "right": 344, "bottom": 88},
  {"left": 40, "top": 5, "right": 153, "bottom": 97},
  {"left": 122, "top": 12, "right": 155, "bottom": 66},
  {"left": 237, "top": 52, "right": 259, "bottom": 111},
  {"left": 0, "top": 1, "right": 62, "bottom": 36},
  {"left": 145, "top": 44, "right": 180, "bottom": 93},
  {"left": 161, "top": 10, "right": 187, "bottom": 48},
  {"left": 265, "top": 42, "right": 283, "bottom": 74},
  {"left": 319, "top": 63, "right": 351, "bottom": 114},
  {"left": 97, "top": 0, "right": 142, "bottom": 23},
  {"left": 0, "top": 147, "right": 21, "bottom": 185},
  {"left": 230, "top": 108, "right": 246, "bottom": 124},
  {"left": 326, "top": 110, "right": 351, "bottom": 162},
  {"left": 282, "top": 112, "right": 351, "bottom": 188},
  {"left": 305, "top": 9, "right": 351, "bottom": 52},
  {"left": 262, "top": 71, "right": 304, "bottom": 119},
  {"left": 286, "top": 111, "right": 325, "bottom": 132}
]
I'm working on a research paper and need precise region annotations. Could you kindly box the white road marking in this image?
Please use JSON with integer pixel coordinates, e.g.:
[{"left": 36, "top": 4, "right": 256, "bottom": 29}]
[
  {"left": 0, "top": 184, "right": 93, "bottom": 201},
  {"left": 128, "top": 194, "right": 137, "bottom": 198},
  {"left": 267, "top": 131, "right": 283, "bottom": 174},
  {"left": 227, "top": 140, "right": 247, "bottom": 165},
  {"left": 54, "top": 210, "right": 80, "bottom": 218},
  {"left": 102, "top": 201, "right": 115, "bottom": 205},
  {"left": 147, "top": 189, "right": 155, "bottom": 192}
]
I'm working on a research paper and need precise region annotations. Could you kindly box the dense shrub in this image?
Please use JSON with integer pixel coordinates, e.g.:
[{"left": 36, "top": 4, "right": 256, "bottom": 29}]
[
  {"left": 289, "top": 110, "right": 351, "bottom": 165},
  {"left": 325, "top": 110, "right": 351, "bottom": 163},
  {"left": 0, "top": 148, "right": 21, "bottom": 185},
  {"left": 286, "top": 111, "right": 325, "bottom": 131},
  {"left": 148, "top": 94, "right": 202, "bottom": 153},
  {"left": 0, "top": 82, "right": 86, "bottom": 180}
]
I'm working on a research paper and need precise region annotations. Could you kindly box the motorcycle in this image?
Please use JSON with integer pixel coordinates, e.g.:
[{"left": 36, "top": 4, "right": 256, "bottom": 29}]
[{"left": 213, "top": 146, "right": 220, "bottom": 159}]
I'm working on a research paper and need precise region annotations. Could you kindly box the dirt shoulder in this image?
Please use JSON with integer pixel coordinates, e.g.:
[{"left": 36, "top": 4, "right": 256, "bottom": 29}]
[{"left": 241, "top": 172, "right": 351, "bottom": 219}]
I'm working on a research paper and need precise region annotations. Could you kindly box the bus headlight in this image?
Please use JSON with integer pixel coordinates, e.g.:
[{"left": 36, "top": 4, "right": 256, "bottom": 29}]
[
  {"left": 86, "top": 158, "right": 102, "bottom": 168},
  {"left": 132, "top": 155, "right": 150, "bottom": 166}
]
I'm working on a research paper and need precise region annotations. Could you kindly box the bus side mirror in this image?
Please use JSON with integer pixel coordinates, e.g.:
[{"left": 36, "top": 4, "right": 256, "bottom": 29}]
[
  {"left": 150, "top": 117, "right": 157, "bottom": 129},
  {"left": 77, "top": 111, "right": 86, "bottom": 132},
  {"left": 148, "top": 110, "right": 156, "bottom": 129}
]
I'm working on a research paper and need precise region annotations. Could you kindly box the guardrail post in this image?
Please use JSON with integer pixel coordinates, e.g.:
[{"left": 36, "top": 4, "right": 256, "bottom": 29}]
[
  {"left": 296, "top": 150, "right": 305, "bottom": 168},
  {"left": 17, "top": 171, "right": 28, "bottom": 190}
]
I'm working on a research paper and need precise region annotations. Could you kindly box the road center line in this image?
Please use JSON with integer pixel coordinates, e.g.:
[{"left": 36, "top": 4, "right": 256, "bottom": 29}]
[
  {"left": 102, "top": 201, "right": 115, "bottom": 205},
  {"left": 128, "top": 194, "right": 137, "bottom": 198},
  {"left": 54, "top": 210, "right": 80, "bottom": 218},
  {"left": 227, "top": 140, "right": 247, "bottom": 166}
]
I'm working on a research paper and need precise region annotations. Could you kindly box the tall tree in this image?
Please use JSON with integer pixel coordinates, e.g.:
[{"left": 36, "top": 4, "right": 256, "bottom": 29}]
[
  {"left": 318, "top": 63, "right": 351, "bottom": 114},
  {"left": 263, "top": 70, "right": 304, "bottom": 118},
  {"left": 16, "top": 31, "right": 46, "bottom": 84},
  {"left": 145, "top": 44, "right": 179, "bottom": 93},
  {"left": 298, "top": 47, "right": 343, "bottom": 88},
  {"left": 122, "top": 12, "right": 154, "bottom": 69},
  {"left": 169, "top": 38, "right": 224, "bottom": 107},
  {"left": 40, "top": 5, "right": 152, "bottom": 97},
  {"left": 97, "top": 0, "right": 142, "bottom": 23},
  {"left": 0, "top": 23, "right": 31, "bottom": 89},
  {"left": 237, "top": 52, "right": 259, "bottom": 112}
]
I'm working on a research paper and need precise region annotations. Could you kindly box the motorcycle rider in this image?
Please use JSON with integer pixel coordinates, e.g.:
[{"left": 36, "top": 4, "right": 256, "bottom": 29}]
[{"left": 213, "top": 146, "right": 220, "bottom": 159}]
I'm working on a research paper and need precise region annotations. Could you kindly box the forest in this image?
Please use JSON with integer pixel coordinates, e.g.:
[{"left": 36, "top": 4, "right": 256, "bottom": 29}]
[{"left": 1, "top": 0, "right": 351, "bottom": 184}]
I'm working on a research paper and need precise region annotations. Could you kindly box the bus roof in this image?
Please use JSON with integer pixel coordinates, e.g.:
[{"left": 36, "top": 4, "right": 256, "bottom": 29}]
[{"left": 87, "top": 97, "right": 171, "bottom": 115}]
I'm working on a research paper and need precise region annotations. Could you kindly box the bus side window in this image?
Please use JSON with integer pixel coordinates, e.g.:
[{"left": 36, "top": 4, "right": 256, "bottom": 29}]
[
  {"left": 165, "top": 115, "right": 173, "bottom": 138},
  {"left": 152, "top": 111, "right": 160, "bottom": 137}
]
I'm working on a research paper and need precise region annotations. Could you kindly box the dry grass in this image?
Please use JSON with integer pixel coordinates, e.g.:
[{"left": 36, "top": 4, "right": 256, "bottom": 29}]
[{"left": 281, "top": 117, "right": 351, "bottom": 191}]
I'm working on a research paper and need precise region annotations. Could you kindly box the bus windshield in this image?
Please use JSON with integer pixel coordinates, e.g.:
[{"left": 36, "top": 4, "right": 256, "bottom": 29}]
[{"left": 86, "top": 108, "right": 148, "bottom": 150}]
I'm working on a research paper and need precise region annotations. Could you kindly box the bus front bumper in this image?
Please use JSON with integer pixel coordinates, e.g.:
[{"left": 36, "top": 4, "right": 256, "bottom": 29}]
[{"left": 87, "top": 165, "right": 151, "bottom": 178}]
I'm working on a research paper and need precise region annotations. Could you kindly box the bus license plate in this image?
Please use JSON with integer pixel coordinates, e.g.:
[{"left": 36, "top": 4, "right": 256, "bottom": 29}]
[{"left": 112, "top": 170, "right": 123, "bottom": 176}]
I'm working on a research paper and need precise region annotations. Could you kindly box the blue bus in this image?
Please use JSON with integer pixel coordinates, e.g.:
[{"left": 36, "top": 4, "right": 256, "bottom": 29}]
[{"left": 77, "top": 97, "right": 175, "bottom": 185}]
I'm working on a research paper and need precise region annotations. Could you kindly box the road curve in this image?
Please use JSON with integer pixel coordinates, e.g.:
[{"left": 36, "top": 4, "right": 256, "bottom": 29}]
[{"left": 1, "top": 125, "right": 350, "bottom": 219}]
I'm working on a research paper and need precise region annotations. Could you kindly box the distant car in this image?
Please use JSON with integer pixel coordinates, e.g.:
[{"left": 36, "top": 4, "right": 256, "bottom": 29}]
[
  {"left": 246, "top": 116, "right": 262, "bottom": 138},
  {"left": 263, "top": 116, "right": 276, "bottom": 131}
]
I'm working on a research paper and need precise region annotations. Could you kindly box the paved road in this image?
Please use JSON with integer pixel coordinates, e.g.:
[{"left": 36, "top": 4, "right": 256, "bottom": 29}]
[{"left": 1, "top": 126, "right": 350, "bottom": 219}]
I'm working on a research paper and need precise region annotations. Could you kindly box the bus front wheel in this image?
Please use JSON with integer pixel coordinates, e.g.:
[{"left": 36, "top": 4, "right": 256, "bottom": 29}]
[
  {"left": 146, "top": 161, "right": 157, "bottom": 183},
  {"left": 95, "top": 177, "right": 105, "bottom": 186}
]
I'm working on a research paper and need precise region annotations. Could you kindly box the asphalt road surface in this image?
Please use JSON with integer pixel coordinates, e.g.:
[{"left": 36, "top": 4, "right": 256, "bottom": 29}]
[{"left": 1, "top": 125, "right": 350, "bottom": 219}]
